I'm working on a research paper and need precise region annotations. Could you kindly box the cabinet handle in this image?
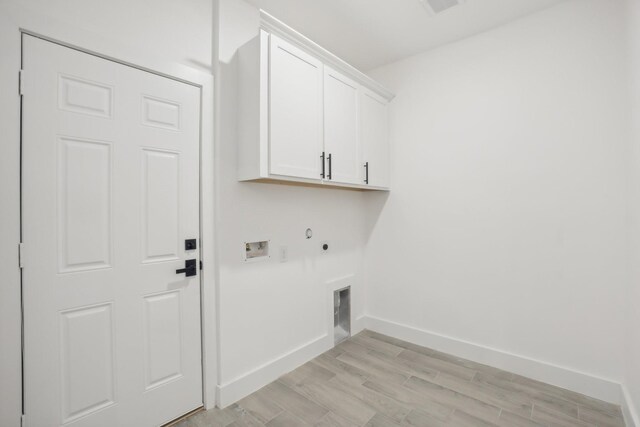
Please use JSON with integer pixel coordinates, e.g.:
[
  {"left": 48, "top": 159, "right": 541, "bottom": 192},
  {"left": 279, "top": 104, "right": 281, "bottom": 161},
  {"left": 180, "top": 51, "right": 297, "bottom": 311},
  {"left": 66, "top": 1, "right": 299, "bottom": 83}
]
[
  {"left": 364, "top": 162, "right": 369, "bottom": 184},
  {"left": 320, "top": 152, "right": 325, "bottom": 178},
  {"left": 327, "top": 154, "right": 332, "bottom": 180}
]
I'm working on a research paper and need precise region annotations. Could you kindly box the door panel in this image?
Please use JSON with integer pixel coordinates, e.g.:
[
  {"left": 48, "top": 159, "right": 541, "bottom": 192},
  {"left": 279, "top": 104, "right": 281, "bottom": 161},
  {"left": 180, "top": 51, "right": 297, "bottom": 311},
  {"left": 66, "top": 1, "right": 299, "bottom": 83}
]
[
  {"left": 142, "top": 95, "right": 181, "bottom": 130},
  {"left": 141, "top": 149, "right": 181, "bottom": 263},
  {"left": 60, "top": 303, "right": 116, "bottom": 424},
  {"left": 323, "top": 67, "right": 360, "bottom": 185},
  {"left": 22, "top": 35, "right": 203, "bottom": 427},
  {"left": 57, "top": 137, "right": 113, "bottom": 272},
  {"left": 143, "top": 290, "right": 183, "bottom": 390},
  {"left": 269, "top": 34, "right": 323, "bottom": 180},
  {"left": 58, "top": 74, "right": 114, "bottom": 118},
  {"left": 361, "top": 90, "right": 390, "bottom": 188}
]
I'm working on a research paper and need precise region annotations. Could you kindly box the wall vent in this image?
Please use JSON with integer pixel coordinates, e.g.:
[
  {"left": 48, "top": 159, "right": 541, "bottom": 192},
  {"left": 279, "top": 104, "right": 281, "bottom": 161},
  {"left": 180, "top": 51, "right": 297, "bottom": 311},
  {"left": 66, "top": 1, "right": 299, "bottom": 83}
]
[{"left": 420, "top": 0, "right": 465, "bottom": 15}]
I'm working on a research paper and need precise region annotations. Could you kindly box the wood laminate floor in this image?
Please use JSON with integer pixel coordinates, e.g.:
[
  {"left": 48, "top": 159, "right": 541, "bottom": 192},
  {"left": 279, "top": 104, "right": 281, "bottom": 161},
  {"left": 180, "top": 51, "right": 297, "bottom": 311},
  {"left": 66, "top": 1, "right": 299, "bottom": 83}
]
[{"left": 176, "top": 330, "right": 625, "bottom": 427}]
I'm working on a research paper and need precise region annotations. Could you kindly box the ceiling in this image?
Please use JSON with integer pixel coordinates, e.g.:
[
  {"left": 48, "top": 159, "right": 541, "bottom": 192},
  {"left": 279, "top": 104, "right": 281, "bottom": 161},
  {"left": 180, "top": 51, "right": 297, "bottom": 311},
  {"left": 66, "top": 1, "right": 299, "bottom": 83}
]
[{"left": 244, "top": 0, "right": 566, "bottom": 71}]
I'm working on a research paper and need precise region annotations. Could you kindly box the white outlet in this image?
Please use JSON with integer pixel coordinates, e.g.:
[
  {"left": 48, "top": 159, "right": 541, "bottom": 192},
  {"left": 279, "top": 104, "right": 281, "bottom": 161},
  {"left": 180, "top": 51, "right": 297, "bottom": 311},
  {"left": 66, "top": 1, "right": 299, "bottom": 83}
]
[{"left": 280, "top": 246, "right": 288, "bottom": 262}]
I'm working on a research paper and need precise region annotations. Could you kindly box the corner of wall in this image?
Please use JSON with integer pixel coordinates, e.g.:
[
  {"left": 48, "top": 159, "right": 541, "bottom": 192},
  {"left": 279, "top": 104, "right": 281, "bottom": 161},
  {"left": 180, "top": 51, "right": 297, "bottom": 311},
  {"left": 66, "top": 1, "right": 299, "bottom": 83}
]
[
  {"left": 364, "top": 316, "right": 624, "bottom": 405},
  {"left": 622, "top": 384, "right": 640, "bottom": 427}
]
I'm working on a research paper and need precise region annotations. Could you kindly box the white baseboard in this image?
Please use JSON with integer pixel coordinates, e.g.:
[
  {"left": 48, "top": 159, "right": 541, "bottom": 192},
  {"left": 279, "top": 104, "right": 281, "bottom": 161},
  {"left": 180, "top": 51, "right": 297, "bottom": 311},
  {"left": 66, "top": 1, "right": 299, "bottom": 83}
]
[
  {"left": 364, "top": 315, "right": 622, "bottom": 405},
  {"left": 216, "top": 315, "right": 631, "bottom": 418},
  {"left": 353, "top": 315, "right": 366, "bottom": 335},
  {"left": 622, "top": 384, "right": 640, "bottom": 427},
  {"left": 217, "top": 334, "right": 332, "bottom": 408},
  {"left": 216, "top": 315, "right": 367, "bottom": 408}
]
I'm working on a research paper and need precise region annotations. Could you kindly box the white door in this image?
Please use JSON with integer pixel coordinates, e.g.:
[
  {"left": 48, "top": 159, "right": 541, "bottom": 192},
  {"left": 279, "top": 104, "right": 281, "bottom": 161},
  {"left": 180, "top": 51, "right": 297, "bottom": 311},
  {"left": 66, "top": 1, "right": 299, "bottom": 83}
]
[
  {"left": 22, "top": 35, "right": 203, "bottom": 427},
  {"left": 361, "top": 89, "right": 390, "bottom": 188},
  {"left": 269, "top": 34, "right": 324, "bottom": 180},
  {"left": 323, "top": 67, "right": 360, "bottom": 185}
]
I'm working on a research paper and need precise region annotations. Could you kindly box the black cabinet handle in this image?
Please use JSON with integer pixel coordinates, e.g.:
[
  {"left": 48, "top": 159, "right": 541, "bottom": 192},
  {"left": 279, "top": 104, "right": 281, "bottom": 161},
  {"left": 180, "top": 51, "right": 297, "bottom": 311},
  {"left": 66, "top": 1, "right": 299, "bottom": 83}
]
[
  {"left": 327, "top": 154, "right": 332, "bottom": 180},
  {"left": 364, "top": 162, "right": 369, "bottom": 184},
  {"left": 320, "top": 152, "right": 325, "bottom": 178},
  {"left": 176, "top": 259, "right": 197, "bottom": 277}
]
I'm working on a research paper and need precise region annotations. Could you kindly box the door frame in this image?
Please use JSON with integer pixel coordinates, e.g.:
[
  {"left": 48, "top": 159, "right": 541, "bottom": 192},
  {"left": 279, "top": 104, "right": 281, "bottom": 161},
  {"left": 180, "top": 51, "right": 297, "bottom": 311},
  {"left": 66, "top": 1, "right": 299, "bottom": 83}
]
[{"left": 0, "top": 4, "right": 219, "bottom": 426}]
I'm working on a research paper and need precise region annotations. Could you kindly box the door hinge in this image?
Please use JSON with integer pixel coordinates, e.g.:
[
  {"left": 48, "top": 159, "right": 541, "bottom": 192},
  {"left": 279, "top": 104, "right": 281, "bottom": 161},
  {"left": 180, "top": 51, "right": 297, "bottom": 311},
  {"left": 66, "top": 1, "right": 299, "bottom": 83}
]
[
  {"left": 19, "top": 69, "right": 24, "bottom": 96},
  {"left": 199, "top": 260, "right": 203, "bottom": 270},
  {"left": 19, "top": 243, "right": 24, "bottom": 269}
]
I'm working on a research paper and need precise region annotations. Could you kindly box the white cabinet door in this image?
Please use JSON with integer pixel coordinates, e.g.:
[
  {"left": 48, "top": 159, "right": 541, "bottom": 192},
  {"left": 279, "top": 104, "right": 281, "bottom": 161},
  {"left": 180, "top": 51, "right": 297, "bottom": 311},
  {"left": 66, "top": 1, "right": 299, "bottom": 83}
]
[
  {"left": 361, "top": 89, "right": 390, "bottom": 188},
  {"left": 269, "top": 34, "right": 324, "bottom": 180},
  {"left": 22, "top": 35, "right": 203, "bottom": 427},
  {"left": 323, "top": 67, "right": 360, "bottom": 185}
]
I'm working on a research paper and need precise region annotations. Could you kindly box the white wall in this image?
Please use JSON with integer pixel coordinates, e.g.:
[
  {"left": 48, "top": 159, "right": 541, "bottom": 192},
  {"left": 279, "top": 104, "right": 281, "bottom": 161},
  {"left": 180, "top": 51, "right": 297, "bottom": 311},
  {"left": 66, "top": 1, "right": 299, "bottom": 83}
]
[
  {"left": 364, "top": 0, "right": 628, "bottom": 400},
  {"left": 625, "top": 0, "right": 640, "bottom": 423},
  {"left": 215, "top": 0, "right": 367, "bottom": 406},
  {"left": 4, "top": 0, "right": 213, "bottom": 72},
  {"left": 0, "top": 0, "right": 214, "bottom": 424}
]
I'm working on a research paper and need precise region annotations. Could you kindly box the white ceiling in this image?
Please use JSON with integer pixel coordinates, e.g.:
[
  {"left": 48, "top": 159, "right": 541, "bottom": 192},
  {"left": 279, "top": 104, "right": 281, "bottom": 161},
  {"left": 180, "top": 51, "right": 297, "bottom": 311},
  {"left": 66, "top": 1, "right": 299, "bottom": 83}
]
[{"left": 244, "top": 0, "right": 566, "bottom": 71}]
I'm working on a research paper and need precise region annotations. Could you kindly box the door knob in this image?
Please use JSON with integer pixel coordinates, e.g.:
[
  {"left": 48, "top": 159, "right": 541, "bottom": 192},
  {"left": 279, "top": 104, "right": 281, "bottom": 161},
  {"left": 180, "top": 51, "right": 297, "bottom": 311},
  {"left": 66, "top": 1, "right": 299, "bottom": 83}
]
[{"left": 176, "top": 259, "right": 197, "bottom": 277}]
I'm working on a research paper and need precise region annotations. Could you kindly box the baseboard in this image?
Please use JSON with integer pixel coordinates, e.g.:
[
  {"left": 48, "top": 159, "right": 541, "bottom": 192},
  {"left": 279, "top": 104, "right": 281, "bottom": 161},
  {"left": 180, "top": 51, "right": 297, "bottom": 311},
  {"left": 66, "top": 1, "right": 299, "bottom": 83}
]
[
  {"left": 353, "top": 315, "right": 366, "bottom": 335},
  {"left": 217, "top": 334, "right": 332, "bottom": 408},
  {"left": 364, "top": 315, "right": 622, "bottom": 405},
  {"left": 622, "top": 384, "right": 640, "bottom": 427},
  {"left": 216, "top": 315, "right": 625, "bottom": 413},
  {"left": 216, "top": 314, "right": 368, "bottom": 408}
]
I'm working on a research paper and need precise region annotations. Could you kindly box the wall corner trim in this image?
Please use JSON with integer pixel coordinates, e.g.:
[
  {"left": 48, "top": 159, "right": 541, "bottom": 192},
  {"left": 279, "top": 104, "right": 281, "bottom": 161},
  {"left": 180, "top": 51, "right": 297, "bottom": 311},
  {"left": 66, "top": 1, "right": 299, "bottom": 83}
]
[
  {"left": 364, "top": 315, "right": 624, "bottom": 405},
  {"left": 622, "top": 384, "right": 640, "bottom": 427}
]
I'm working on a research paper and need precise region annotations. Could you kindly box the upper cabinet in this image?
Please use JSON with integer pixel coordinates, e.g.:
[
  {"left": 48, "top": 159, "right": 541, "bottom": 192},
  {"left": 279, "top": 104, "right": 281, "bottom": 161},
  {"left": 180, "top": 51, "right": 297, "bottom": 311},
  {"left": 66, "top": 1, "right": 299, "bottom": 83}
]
[
  {"left": 361, "top": 89, "right": 390, "bottom": 188},
  {"left": 237, "top": 11, "right": 395, "bottom": 190},
  {"left": 324, "top": 67, "right": 361, "bottom": 185},
  {"left": 269, "top": 35, "right": 324, "bottom": 179}
]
